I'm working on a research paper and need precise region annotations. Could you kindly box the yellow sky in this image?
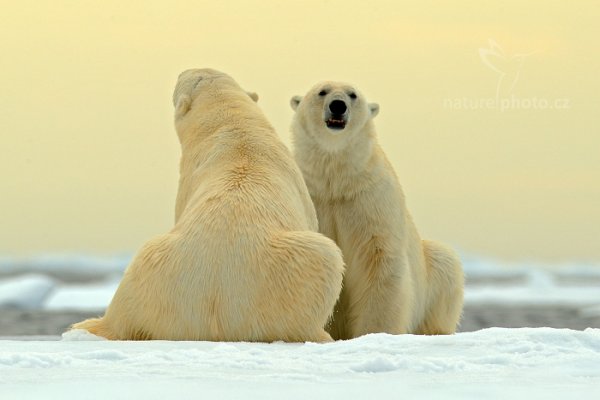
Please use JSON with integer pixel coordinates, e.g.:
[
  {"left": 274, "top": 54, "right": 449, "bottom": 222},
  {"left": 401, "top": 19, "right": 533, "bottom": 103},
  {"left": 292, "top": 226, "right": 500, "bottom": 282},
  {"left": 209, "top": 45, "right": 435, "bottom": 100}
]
[{"left": 1, "top": 1, "right": 599, "bottom": 262}]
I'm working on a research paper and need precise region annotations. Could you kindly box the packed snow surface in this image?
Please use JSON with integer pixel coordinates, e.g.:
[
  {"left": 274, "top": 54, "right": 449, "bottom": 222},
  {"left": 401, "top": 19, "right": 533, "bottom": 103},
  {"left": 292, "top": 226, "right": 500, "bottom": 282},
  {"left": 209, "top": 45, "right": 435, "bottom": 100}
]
[{"left": 0, "top": 328, "right": 599, "bottom": 399}]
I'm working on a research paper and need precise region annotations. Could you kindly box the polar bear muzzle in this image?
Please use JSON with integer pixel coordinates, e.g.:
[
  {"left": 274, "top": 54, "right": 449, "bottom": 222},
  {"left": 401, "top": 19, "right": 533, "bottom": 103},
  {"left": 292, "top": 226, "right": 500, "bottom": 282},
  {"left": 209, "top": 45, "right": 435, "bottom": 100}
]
[{"left": 325, "top": 99, "right": 348, "bottom": 130}]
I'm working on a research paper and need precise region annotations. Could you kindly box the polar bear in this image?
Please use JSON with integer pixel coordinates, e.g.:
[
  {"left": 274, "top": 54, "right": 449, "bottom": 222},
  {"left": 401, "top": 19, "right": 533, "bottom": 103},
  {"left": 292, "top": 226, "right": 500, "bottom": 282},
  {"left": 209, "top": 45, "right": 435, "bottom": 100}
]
[
  {"left": 290, "top": 82, "right": 464, "bottom": 339},
  {"left": 72, "top": 69, "right": 344, "bottom": 342}
]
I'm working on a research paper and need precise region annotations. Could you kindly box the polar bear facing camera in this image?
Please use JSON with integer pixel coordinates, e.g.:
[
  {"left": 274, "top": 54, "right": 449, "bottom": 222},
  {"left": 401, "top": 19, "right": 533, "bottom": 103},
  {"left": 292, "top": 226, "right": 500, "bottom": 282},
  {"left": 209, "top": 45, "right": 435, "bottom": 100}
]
[
  {"left": 290, "top": 82, "right": 464, "bottom": 339},
  {"left": 72, "top": 69, "right": 344, "bottom": 342}
]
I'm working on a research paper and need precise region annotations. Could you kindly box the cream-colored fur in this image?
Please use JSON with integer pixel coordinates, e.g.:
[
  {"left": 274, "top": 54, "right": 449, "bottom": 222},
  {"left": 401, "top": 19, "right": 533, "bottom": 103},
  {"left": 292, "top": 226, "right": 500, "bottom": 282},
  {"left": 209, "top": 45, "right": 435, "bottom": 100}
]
[
  {"left": 290, "top": 82, "right": 464, "bottom": 339},
  {"left": 72, "top": 69, "right": 344, "bottom": 342}
]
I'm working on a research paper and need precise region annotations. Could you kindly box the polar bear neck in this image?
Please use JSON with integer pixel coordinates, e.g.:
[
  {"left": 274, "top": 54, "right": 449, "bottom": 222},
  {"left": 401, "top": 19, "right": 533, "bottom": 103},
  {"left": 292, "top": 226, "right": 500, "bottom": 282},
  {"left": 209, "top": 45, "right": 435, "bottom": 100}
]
[
  {"left": 293, "top": 121, "right": 387, "bottom": 201},
  {"left": 174, "top": 92, "right": 278, "bottom": 221},
  {"left": 178, "top": 92, "right": 272, "bottom": 148}
]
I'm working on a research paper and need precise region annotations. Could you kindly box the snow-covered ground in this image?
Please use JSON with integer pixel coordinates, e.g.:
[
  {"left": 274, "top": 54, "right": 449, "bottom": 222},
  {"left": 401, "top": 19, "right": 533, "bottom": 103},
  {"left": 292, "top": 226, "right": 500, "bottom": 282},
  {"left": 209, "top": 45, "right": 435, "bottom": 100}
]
[
  {"left": 1, "top": 254, "right": 599, "bottom": 398},
  {"left": 0, "top": 328, "right": 599, "bottom": 399}
]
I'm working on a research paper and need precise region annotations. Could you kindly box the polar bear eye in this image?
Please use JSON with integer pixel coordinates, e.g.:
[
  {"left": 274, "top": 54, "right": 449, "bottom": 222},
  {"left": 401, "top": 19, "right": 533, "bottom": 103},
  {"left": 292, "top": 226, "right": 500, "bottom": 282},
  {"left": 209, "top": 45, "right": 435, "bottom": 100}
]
[
  {"left": 318, "top": 90, "right": 328, "bottom": 97},
  {"left": 349, "top": 92, "right": 357, "bottom": 99}
]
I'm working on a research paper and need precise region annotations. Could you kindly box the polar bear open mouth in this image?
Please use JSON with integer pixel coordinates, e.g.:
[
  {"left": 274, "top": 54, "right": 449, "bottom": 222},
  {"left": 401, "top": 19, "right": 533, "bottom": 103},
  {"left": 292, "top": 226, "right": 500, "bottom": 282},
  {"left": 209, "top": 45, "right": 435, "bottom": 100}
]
[{"left": 325, "top": 117, "right": 346, "bottom": 130}]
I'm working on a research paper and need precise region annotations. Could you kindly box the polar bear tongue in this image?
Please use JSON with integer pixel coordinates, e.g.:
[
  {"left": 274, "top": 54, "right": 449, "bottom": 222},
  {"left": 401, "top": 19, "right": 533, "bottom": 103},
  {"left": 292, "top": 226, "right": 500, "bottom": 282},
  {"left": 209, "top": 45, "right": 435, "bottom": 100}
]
[{"left": 325, "top": 117, "right": 346, "bottom": 130}]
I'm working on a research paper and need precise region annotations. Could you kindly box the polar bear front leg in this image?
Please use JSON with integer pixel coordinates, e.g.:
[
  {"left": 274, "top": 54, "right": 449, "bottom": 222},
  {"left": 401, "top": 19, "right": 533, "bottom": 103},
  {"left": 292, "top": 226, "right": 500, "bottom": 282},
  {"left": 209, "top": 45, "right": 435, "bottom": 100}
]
[{"left": 344, "top": 242, "right": 414, "bottom": 338}]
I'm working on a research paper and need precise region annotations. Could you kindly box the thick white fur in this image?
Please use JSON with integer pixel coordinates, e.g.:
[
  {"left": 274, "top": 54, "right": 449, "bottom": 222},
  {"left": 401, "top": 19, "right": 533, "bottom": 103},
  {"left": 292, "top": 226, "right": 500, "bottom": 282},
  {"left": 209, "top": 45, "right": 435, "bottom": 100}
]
[
  {"left": 72, "top": 69, "right": 344, "bottom": 342},
  {"left": 290, "top": 82, "right": 464, "bottom": 339}
]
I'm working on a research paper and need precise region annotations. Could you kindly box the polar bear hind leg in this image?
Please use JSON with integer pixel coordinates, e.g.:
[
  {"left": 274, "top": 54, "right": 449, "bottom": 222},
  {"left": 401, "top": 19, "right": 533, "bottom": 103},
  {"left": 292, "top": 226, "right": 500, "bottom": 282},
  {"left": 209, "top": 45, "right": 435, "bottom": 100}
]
[
  {"left": 261, "top": 230, "right": 345, "bottom": 342},
  {"left": 71, "top": 317, "right": 120, "bottom": 340},
  {"left": 416, "top": 240, "right": 464, "bottom": 335}
]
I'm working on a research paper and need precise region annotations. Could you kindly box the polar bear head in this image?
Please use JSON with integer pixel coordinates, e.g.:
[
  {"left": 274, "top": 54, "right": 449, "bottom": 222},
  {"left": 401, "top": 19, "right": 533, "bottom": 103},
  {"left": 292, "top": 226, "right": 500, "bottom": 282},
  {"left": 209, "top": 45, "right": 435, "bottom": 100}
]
[
  {"left": 290, "top": 81, "right": 379, "bottom": 150},
  {"left": 172, "top": 68, "right": 259, "bottom": 142}
]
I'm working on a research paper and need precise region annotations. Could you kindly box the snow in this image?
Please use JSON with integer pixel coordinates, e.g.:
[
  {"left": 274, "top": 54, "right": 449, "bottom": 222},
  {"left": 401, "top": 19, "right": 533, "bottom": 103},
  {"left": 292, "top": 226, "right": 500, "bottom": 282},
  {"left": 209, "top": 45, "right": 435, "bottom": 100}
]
[
  {"left": 44, "top": 279, "right": 120, "bottom": 311},
  {"left": 0, "top": 328, "right": 599, "bottom": 399},
  {"left": 465, "top": 285, "right": 600, "bottom": 306},
  {"left": 62, "top": 329, "right": 107, "bottom": 341},
  {"left": 463, "top": 261, "right": 600, "bottom": 306},
  {"left": 0, "top": 274, "right": 55, "bottom": 309},
  {"left": 1, "top": 254, "right": 599, "bottom": 397},
  {"left": 0, "top": 253, "right": 129, "bottom": 280}
]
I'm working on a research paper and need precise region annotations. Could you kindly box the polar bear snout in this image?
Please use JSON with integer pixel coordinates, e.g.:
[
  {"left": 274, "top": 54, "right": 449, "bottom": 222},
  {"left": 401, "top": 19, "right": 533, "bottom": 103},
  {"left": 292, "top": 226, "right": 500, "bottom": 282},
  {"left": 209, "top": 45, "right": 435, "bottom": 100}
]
[
  {"left": 324, "top": 99, "right": 349, "bottom": 131},
  {"left": 329, "top": 100, "right": 347, "bottom": 115}
]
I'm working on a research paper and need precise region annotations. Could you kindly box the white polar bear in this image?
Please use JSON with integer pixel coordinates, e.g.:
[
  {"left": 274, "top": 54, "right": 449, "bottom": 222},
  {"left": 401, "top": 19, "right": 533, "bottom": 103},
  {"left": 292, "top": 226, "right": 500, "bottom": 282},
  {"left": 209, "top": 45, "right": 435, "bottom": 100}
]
[
  {"left": 290, "top": 82, "right": 464, "bottom": 339},
  {"left": 72, "top": 69, "right": 344, "bottom": 342}
]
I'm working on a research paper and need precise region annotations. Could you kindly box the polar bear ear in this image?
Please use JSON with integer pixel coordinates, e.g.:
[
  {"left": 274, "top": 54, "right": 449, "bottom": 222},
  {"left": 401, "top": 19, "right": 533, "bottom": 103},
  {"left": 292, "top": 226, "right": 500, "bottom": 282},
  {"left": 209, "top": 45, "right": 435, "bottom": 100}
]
[
  {"left": 246, "top": 91, "right": 259, "bottom": 102},
  {"left": 290, "top": 96, "right": 302, "bottom": 111},
  {"left": 369, "top": 103, "right": 380, "bottom": 118},
  {"left": 175, "top": 94, "right": 192, "bottom": 118}
]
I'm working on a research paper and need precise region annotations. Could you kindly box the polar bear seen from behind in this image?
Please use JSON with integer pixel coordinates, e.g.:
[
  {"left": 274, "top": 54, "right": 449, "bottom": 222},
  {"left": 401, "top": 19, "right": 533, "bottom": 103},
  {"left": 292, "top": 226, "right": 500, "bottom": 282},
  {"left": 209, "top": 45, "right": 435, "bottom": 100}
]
[
  {"left": 72, "top": 69, "right": 344, "bottom": 342},
  {"left": 290, "top": 81, "right": 464, "bottom": 339}
]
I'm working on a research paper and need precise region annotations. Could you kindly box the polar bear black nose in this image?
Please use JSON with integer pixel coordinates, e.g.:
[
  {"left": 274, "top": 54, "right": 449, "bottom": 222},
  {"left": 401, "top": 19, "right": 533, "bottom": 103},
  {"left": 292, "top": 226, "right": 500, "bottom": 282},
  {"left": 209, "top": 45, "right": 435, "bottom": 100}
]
[{"left": 329, "top": 100, "right": 347, "bottom": 115}]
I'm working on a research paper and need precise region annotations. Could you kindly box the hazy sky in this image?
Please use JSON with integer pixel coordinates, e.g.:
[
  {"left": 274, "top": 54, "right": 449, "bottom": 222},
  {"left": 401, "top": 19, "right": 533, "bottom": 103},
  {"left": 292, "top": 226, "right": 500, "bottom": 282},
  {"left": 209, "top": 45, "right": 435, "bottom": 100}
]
[{"left": 1, "top": 1, "right": 599, "bottom": 262}]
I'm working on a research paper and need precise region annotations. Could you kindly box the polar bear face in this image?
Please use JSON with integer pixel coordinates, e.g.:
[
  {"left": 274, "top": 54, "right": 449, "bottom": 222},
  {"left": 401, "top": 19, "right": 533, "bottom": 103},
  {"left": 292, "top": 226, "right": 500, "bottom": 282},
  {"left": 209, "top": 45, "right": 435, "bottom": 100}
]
[{"left": 290, "top": 82, "right": 379, "bottom": 149}]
